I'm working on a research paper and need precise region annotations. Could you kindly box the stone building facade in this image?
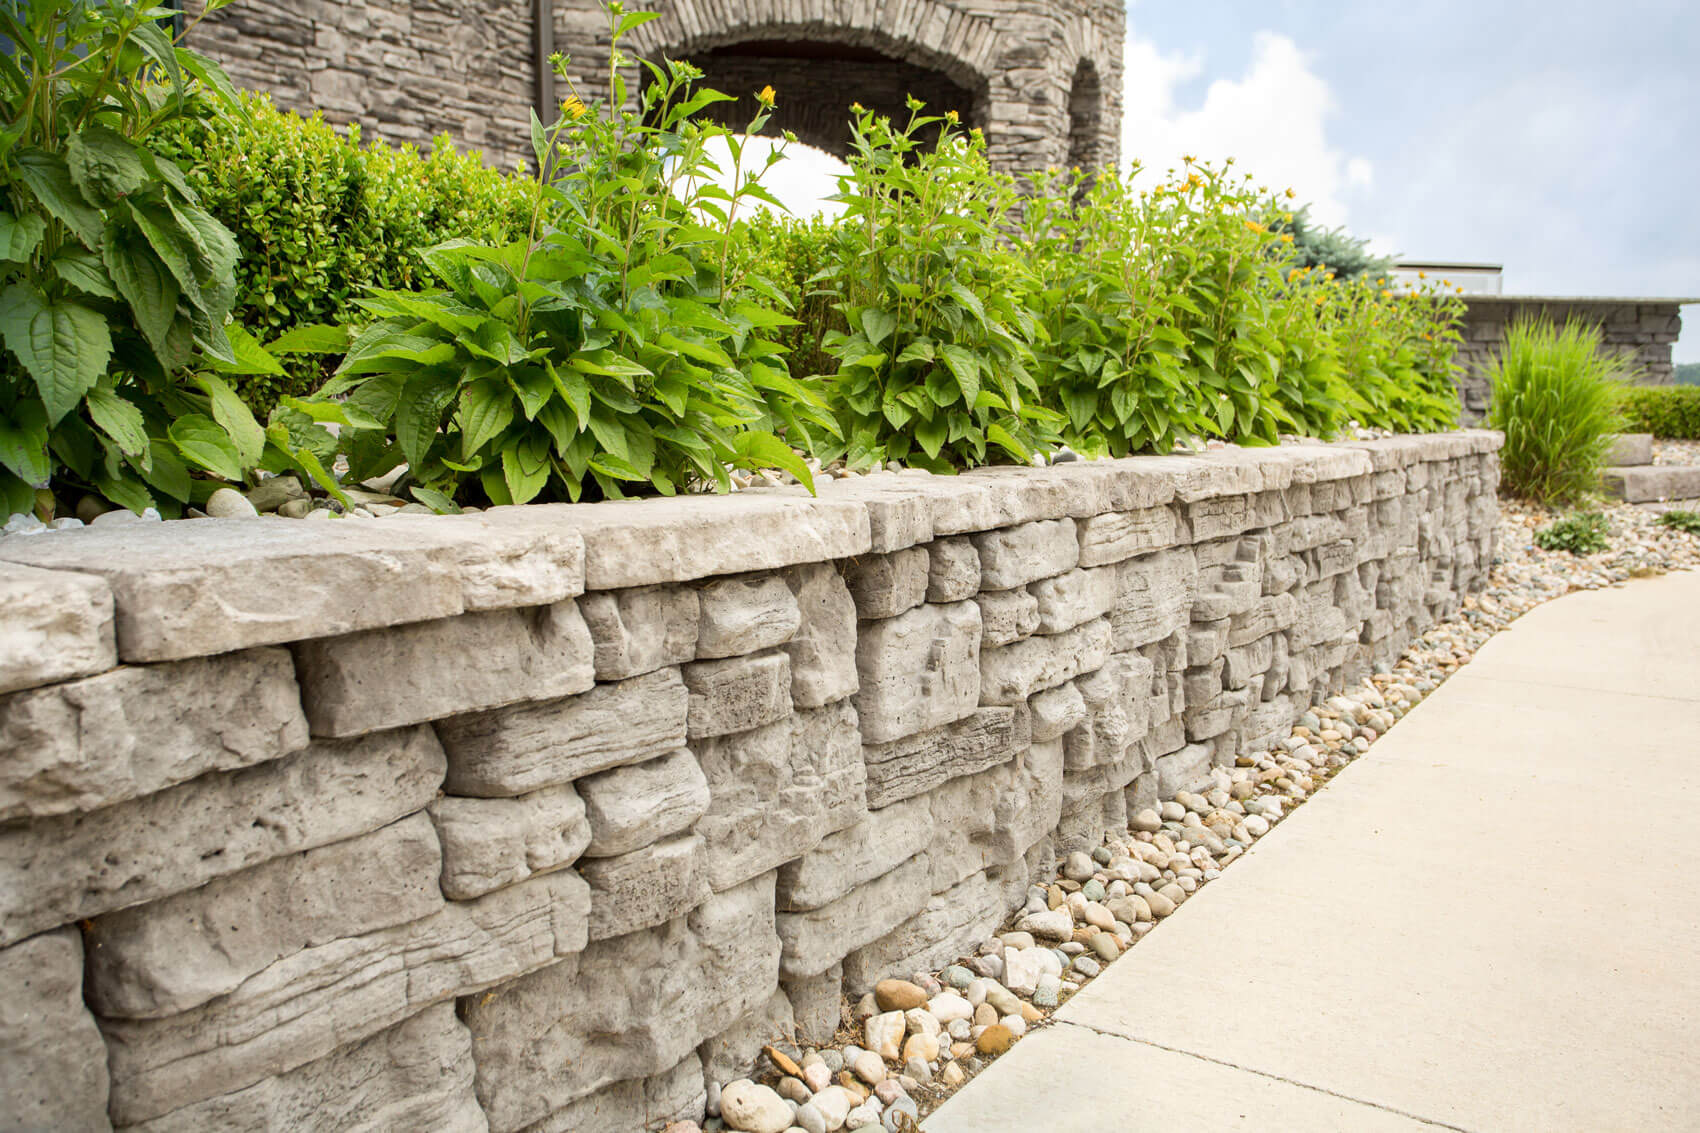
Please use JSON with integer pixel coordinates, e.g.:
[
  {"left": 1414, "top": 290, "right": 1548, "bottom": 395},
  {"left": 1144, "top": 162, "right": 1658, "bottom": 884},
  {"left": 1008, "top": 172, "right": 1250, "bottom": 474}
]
[
  {"left": 1454, "top": 296, "right": 1690, "bottom": 418},
  {"left": 181, "top": 0, "right": 1125, "bottom": 174}
]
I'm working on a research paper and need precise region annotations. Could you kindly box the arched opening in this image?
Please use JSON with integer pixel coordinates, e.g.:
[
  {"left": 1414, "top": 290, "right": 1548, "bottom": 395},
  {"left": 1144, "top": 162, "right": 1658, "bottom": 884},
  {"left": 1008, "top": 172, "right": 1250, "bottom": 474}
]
[
  {"left": 649, "top": 37, "right": 985, "bottom": 161},
  {"left": 1066, "top": 60, "right": 1104, "bottom": 173}
]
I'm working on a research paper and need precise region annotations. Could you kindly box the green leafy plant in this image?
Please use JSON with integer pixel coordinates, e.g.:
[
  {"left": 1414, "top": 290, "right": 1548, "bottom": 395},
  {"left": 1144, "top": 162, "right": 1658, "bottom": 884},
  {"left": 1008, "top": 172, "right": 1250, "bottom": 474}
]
[
  {"left": 0, "top": 0, "right": 276, "bottom": 518},
  {"left": 818, "top": 102, "right": 1060, "bottom": 471},
  {"left": 1657, "top": 509, "right": 1700, "bottom": 535},
  {"left": 307, "top": 4, "right": 834, "bottom": 506},
  {"left": 1534, "top": 511, "right": 1610, "bottom": 554},
  {"left": 148, "top": 96, "right": 533, "bottom": 416},
  {"left": 1488, "top": 317, "right": 1629, "bottom": 505},
  {"left": 1616, "top": 385, "right": 1700, "bottom": 439}
]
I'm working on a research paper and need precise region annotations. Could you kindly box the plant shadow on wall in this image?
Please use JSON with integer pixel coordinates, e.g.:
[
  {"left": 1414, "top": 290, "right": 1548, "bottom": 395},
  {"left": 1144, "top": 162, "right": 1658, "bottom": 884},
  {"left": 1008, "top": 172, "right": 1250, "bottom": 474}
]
[
  {"left": 0, "top": 0, "right": 291, "bottom": 519},
  {"left": 301, "top": 2, "right": 835, "bottom": 507}
]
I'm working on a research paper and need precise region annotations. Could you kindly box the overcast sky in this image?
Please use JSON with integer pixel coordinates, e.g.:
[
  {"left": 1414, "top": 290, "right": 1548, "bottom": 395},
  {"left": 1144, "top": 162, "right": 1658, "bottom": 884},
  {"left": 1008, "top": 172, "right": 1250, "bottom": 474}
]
[{"left": 757, "top": 1, "right": 1697, "bottom": 360}]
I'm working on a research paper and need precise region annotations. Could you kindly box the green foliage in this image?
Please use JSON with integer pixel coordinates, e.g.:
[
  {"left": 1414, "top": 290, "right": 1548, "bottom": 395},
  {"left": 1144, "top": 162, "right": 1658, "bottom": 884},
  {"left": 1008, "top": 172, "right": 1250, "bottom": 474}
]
[
  {"left": 1488, "top": 317, "right": 1629, "bottom": 505},
  {"left": 1674, "top": 362, "right": 1700, "bottom": 387},
  {"left": 1616, "top": 385, "right": 1700, "bottom": 438},
  {"left": 0, "top": 0, "right": 277, "bottom": 518},
  {"left": 1657, "top": 509, "right": 1700, "bottom": 535},
  {"left": 1271, "top": 204, "right": 1392, "bottom": 280},
  {"left": 310, "top": 6, "right": 834, "bottom": 506},
  {"left": 733, "top": 209, "right": 841, "bottom": 383},
  {"left": 818, "top": 105, "right": 1061, "bottom": 471},
  {"left": 1534, "top": 511, "right": 1610, "bottom": 554},
  {"left": 148, "top": 95, "right": 533, "bottom": 416}
]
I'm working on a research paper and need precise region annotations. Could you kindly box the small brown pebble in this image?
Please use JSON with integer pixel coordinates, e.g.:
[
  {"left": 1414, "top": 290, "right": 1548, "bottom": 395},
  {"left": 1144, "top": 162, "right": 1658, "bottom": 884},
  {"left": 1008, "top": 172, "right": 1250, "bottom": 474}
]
[
  {"left": 763, "top": 1044, "right": 801, "bottom": 1078},
  {"left": 976, "top": 1024, "right": 1015, "bottom": 1055}
]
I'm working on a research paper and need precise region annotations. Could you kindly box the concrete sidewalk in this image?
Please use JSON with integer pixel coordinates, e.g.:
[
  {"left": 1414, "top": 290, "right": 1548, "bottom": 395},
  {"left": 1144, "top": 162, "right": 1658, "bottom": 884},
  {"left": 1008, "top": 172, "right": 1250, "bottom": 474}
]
[{"left": 926, "top": 570, "right": 1700, "bottom": 1132}]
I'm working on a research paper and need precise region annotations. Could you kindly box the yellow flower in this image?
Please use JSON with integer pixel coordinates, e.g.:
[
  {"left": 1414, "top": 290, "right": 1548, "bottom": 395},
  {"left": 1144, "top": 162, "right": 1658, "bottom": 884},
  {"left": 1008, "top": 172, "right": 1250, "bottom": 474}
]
[
  {"left": 1244, "top": 220, "right": 1267, "bottom": 234},
  {"left": 851, "top": 101, "right": 864, "bottom": 112},
  {"left": 1285, "top": 187, "right": 1296, "bottom": 199},
  {"left": 561, "top": 96, "right": 588, "bottom": 120},
  {"left": 1456, "top": 286, "right": 1465, "bottom": 294},
  {"left": 1314, "top": 295, "right": 1326, "bottom": 306},
  {"left": 1380, "top": 289, "right": 1392, "bottom": 299},
  {"left": 757, "top": 85, "right": 776, "bottom": 107},
  {"left": 1418, "top": 270, "right": 1427, "bottom": 279},
  {"left": 945, "top": 109, "right": 959, "bottom": 123},
  {"left": 1280, "top": 233, "right": 1294, "bottom": 243}
]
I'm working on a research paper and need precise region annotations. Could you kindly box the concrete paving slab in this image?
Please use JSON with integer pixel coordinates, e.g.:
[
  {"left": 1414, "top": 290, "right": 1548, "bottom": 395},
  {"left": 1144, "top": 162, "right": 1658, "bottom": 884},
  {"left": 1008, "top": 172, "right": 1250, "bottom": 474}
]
[
  {"left": 927, "top": 569, "right": 1700, "bottom": 1132},
  {"left": 921, "top": 1021, "right": 1438, "bottom": 1132}
]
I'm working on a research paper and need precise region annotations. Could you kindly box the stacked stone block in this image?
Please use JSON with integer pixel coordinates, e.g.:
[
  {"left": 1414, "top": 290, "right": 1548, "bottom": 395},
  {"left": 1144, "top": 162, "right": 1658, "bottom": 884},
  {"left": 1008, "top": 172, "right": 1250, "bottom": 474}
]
[{"left": 0, "top": 432, "right": 1499, "bottom": 1130}]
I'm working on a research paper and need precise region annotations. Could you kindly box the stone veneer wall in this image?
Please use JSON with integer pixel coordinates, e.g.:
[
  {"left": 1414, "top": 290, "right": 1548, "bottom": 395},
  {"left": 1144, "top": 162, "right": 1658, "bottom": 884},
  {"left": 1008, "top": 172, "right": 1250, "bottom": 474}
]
[
  {"left": 0, "top": 432, "right": 1499, "bottom": 1132},
  {"left": 1456, "top": 297, "right": 1686, "bottom": 418}
]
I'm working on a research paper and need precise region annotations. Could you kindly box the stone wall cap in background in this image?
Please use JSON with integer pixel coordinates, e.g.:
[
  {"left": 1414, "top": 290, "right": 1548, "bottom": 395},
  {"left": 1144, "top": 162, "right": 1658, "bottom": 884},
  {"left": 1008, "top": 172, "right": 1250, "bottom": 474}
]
[
  {"left": 0, "top": 561, "right": 116, "bottom": 694},
  {"left": 522, "top": 494, "right": 872, "bottom": 589},
  {"left": 0, "top": 519, "right": 466, "bottom": 663}
]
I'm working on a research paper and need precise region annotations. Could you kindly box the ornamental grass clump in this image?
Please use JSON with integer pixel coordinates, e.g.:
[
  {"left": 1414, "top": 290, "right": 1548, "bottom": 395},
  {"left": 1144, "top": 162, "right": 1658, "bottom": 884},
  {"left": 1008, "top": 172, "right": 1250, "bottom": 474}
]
[{"left": 1488, "top": 317, "right": 1630, "bottom": 505}]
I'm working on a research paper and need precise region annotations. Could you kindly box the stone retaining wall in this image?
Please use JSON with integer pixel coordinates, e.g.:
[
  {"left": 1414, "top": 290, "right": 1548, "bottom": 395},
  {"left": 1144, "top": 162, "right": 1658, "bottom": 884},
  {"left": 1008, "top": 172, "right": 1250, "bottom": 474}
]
[{"left": 0, "top": 432, "right": 1500, "bottom": 1131}]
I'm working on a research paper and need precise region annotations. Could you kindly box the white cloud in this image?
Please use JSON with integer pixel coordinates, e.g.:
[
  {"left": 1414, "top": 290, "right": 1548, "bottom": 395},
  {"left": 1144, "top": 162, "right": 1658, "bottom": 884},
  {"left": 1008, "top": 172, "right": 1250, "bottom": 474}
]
[
  {"left": 1120, "top": 29, "right": 1370, "bottom": 229},
  {"left": 694, "top": 135, "right": 848, "bottom": 221}
]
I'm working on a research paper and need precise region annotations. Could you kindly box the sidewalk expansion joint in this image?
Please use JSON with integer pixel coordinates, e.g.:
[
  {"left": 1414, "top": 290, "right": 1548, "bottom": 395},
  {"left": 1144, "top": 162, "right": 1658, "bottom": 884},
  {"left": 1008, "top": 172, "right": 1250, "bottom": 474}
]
[{"left": 1050, "top": 1018, "right": 1477, "bottom": 1132}]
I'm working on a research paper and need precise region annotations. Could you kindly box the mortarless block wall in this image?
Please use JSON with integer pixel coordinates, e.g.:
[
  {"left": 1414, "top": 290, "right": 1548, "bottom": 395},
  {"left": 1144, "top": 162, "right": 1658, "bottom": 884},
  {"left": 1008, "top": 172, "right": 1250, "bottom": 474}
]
[{"left": 0, "top": 432, "right": 1499, "bottom": 1132}]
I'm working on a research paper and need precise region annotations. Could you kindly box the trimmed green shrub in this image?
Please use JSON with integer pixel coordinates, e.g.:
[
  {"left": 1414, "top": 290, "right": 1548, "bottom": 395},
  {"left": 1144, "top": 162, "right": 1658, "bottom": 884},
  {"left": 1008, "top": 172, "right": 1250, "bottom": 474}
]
[
  {"left": 735, "top": 210, "right": 842, "bottom": 384},
  {"left": 1534, "top": 511, "right": 1610, "bottom": 555},
  {"left": 1657, "top": 509, "right": 1700, "bottom": 535},
  {"left": 1616, "top": 386, "right": 1700, "bottom": 438},
  {"left": 149, "top": 94, "right": 533, "bottom": 415},
  {"left": 1488, "top": 317, "right": 1628, "bottom": 505}
]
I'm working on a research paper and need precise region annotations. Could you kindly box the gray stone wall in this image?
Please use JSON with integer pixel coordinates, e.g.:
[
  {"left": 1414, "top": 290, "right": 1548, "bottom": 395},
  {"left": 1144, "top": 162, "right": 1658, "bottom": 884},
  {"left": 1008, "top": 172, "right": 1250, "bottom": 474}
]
[
  {"left": 0, "top": 433, "right": 1499, "bottom": 1131},
  {"left": 181, "top": 0, "right": 1124, "bottom": 174},
  {"left": 1456, "top": 298, "right": 1685, "bottom": 418}
]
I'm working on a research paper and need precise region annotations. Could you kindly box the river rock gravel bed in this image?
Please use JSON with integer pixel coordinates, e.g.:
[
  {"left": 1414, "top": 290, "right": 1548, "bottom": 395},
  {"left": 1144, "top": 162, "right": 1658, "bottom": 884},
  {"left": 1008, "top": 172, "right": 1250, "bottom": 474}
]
[{"left": 680, "top": 501, "right": 1700, "bottom": 1133}]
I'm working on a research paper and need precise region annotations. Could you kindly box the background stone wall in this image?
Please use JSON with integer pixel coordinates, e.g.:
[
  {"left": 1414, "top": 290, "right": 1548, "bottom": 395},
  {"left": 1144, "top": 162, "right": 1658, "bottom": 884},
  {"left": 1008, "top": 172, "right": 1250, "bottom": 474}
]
[
  {"left": 182, "top": 0, "right": 1125, "bottom": 174},
  {"left": 1456, "top": 297, "right": 1685, "bottom": 418},
  {"left": 0, "top": 433, "right": 1499, "bottom": 1131}
]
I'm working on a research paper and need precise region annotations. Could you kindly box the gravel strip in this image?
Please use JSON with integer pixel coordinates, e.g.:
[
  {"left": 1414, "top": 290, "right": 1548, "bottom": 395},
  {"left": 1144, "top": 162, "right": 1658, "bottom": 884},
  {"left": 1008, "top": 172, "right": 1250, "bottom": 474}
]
[{"left": 688, "top": 502, "right": 1700, "bottom": 1133}]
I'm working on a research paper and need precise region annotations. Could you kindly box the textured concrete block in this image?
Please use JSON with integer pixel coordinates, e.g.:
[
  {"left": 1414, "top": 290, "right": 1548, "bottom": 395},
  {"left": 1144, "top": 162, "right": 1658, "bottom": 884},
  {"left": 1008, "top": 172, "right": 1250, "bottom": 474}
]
[
  {"left": 0, "top": 726, "right": 445, "bottom": 946},
  {"left": 974, "top": 585, "right": 1041, "bottom": 646},
  {"left": 854, "top": 601, "right": 982, "bottom": 744},
  {"left": 100, "top": 870, "right": 590, "bottom": 1127},
  {"left": 781, "top": 562, "right": 859, "bottom": 708},
  {"left": 696, "top": 701, "right": 866, "bottom": 893},
  {"left": 579, "top": 749, "right": 710, "bottom": 859},
  {"left": 521, "top": 1053, "right": 706, "bottom": 1133},
  {"left": 979, "top": 617, "right": 1112, "bottom": 705},
  {"left": 429, "top": 784, "right": 590, "bottom": 901},
  {"left": 695, "top": 575, "right": 800, "bottom": 658},
  {"left": 1029, "top": 565, "right": 1118, "bottom": 634},
  {"left": 785, "top": 961, "right": 844, "bottom": 1045},
  {"left": 925, "top": 536, "right": 982, "bottom": 602},
  {"left": 1076, "top": 507, "right": 1177, "bottom": 567},
  {"left": 777, "top": 851, "right": 934, "bottom": 979},
  {"left": 294, "top": 600, "right": 595, "bottom": 737},
  {"left": 698, "top": 988, "right": 796, "bottom": 1085},
  {"left": 776, "top": 795, "right": 933, "bottom": 913},
  {"left": 580, "top": 832, "right": 709, "bottom": 941},
  {"left": 383, "top": 509, "right": 586, "bottom": 611},
  {"left": 87, "top": 814, "right": 444, "bottom": 1020},
  {"left": 0, "top": 927, "right": 111, "bottom": 1132},
  {"left": 0, "top": 561, "right": 113, "bottom": 695},
  {"left": 464, "top": 874, "right": 779, "bottom": 1132},
  {"left": 843, "top": 546, "right": 929, "bottom": 620},
  {"left": 1110, "top": 548, "right": 1196, "bottom": 650},
  {"left": 1029, "top": 681, "right": 1089, "bottom": 743},
  {"left": 0, "top": 646, "right": 308, "bottom": 821},
  {"left": 578, "top": 584, "right": 699, "bottom": 680},
  {"left": 840, "top": 868, "right": 1017, "bottom": 995},
  {"left": 437, "top": 667, "right": 687, "bottom": 797},
  {"left": 122, "top": 1003, "right": 486, "bottom": 1133},
  {"left": 863, "top": 706, "right": 1027, "bottom": 808},
  {"left": 973, "top": 518, "right": 1079, "bottom": 589},
  {"left": 684, "top": 650, "right": 793, "bottom": 738}
]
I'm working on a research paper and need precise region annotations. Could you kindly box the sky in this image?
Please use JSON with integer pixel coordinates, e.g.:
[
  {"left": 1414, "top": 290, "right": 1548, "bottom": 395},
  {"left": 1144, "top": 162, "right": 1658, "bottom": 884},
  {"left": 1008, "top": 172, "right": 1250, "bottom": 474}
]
[{"left": 753, "top": 0, "right": 1699, "bottom": 362}]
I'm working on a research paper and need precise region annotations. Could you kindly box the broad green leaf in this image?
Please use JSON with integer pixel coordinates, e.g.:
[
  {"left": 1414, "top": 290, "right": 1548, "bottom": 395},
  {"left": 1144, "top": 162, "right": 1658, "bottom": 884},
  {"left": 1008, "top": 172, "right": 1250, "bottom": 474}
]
[
  {"left": 0, "top": 211, "right": 45, "bottom": 263},
  {"left": 0, "top": 469, "right": 33, "bottom": 518},
  {"left": 169, "top": 413, "right": 245, "bottom": 481},
  {"left": 269, "top": 323, "right": 350, "bottom": 354},
  {"left": 860, "top": 308, "right": 897, "bottom": 347},
  {"left": 0, "top": 284, "right": 111, "bottom": 424},
  {"left": 12, "top": 150, "right": 104, "bottom": 248},
  {"left": 169, "top": 199, "right": 239, "bottom": 316},
  {"left": 84, "top": 387, "right": 149, "bottom": 459},
  {"left": 937, "top": 343, "right": 981, "bottom": 406},
  {"left": 208, "top": 325, "right": 285, "bottom": 377},
  {"left": 95, "top": 469, "right": 155, "bottom": 515},
  {"left": 139, "top": 438, "right": 193, "bottom": 503},
  {"left": 277, "top": 397, "right": 385, "bottom": 432},
  {"left": 102, "top": 219, "right": 180, "bottom": 356},
  {"left": 67, "top": 125, "right": 146, "bottom": 206},
  {"left": 395, "top": 373, "right": 456, "bottom": 468},
  {"left": 736, "top": 431, "right": 815, "bottom": 494},
  {"left": 50, "top": 246, "right": 117, "bottom": 299},
  {"left": 501, "top": 435, "right": 550, "bottom": 504},
  {"left": 409, "top": 485, "right": 462, "bottom": 515},
  {"left": 124, "top": 199, "right": 204, "bottom": 313},
  {"left": 195, "top": 373, "right": 266, "bottom": 466},
  {"left": 458, "top": 379, "right": 515, "bottom": 458},
  {"left": 0, "top": 398, "right": 50, "bottom": 486}
]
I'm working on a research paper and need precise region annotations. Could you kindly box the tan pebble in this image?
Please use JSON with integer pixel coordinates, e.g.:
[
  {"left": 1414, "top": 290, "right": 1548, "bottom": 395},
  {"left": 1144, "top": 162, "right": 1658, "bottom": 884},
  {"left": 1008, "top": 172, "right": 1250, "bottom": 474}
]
[
  {"left": 1019, "top": 1002, "right": 1043, "bottom": 1023},
  {"left": 873, "top": 979, "right": 929, "bottom": 1013},
  {"left": 763, "top": 1044, "right": 801, "bottom": 1078},
  {"left": 973, "top": 1002, "right": 998, "bottom": 1027},
  {"left": 941, "top": 1061, "right": 966, "bottom": 1087},
  {"left": 951, "top": 1041, "right": 976, "bottom": 1060},
  {"left": 976, "top": 1024, "right": 1015, "bottom": 1055}
]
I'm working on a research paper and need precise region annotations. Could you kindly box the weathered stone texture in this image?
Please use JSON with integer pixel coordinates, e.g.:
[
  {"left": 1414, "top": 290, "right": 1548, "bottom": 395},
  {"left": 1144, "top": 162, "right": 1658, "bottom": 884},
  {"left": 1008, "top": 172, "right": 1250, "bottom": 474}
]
[
  {"left": 294, "top": 600, "right": 595, "bottom": 737},
  {"left": 684, "top": 650, "right": 793, "bottom": 738},
  {"left": 1077, "top": 507, "right": 1178, "bottom": 567},
  {"left": 854, "top": 601, "right": 982, "bottom": 743},
  {"left": 0, "top": 647, "right": 309, "bottom": 821},
  {"left": 863, "top": 706, "right": 1028, "bottom": 808},
  {"left": 980, "top": 616, "right": 1113, "bottom": 705},
  {"left": 0, "top": 561, "right": 113, "bottom": 695},
  {"left": 0, "top": 927, "right": 112, "bottom": 1132},
  {"left": 973, "top": 518, "right": 1079, "bottom": 589},
  {"left": 776, "top": 851, "right": 935, "bottom": 979},
  {"left": 843, "top": 546, "right": 930, "bottom": 620},
  {"left": 578, "top": 584, "right": 699, "bottom": 680},
  {"left": 429, "top": 784, "right": 590, "bottom": 900},
  {"left": 925, "top": 536, "right": 982, "bottom": 602},
  {"left": 974, "top": 585, "right": 1041, "bottom": 646},
  {"left": 437, "top": 667, "right": 688, "bottom": 797},
  {"left": 695, "top": 575, "right": 801, "bottom": 658},
  {"left": 578, "top": 749, "right": 710, "bottom": 859},
  {"left": 0, "top": 726, "right": 445, "bottom": 946},
  {"left": 781, "top": 562, "right": 859, "bottom": 708},
  {"left": 580, "top": 832, "right": 709, "bottom": 941}
]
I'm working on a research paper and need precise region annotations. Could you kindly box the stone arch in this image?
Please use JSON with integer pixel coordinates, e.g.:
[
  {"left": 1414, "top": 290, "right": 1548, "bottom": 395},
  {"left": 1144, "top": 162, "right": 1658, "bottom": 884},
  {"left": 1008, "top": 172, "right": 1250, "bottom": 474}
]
[{"left": 1065, "top": 59, "right": 1106, "bottom": 173}]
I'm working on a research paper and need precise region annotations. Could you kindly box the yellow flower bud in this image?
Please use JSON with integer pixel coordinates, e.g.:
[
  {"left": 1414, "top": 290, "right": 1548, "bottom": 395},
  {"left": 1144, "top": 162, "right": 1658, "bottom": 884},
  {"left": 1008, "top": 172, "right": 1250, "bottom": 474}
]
[{"left": 757, "top": 85, "right": 776, "bottom": 107}]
